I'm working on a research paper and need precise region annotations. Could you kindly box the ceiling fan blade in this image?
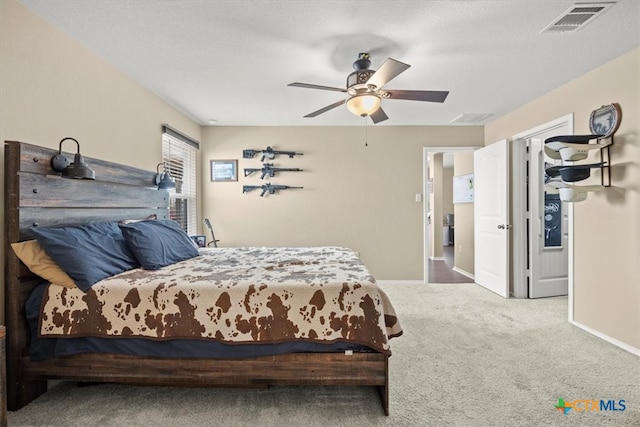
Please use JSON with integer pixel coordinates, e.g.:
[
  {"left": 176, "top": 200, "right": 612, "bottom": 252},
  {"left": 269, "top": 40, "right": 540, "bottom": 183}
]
[
  {"left": 366, "top": 58, "right": 410, "bottom": 89},
  {"left": 303, "top": 99, "right": 346, "bottom": 118},
  {"left": 288, "top": 82, "right": 347, "bottom": 93},
  {"left": 384, "top": 89, "right": 449, "bottom": 103},
  {"left": 370, "top": 107, "right": 389, "bottom": 124}
]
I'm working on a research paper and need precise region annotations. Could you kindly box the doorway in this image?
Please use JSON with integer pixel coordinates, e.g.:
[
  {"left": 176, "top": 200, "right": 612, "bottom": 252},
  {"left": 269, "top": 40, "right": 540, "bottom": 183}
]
[
  {"left": 427, "top": 247, "right": 474, "bottom": 283},
  {"left": 423, "top": 147, "right": 478, "bottom": 283},
  {"left": 512, "top": 114, "right": 573, "bottom": 299}
]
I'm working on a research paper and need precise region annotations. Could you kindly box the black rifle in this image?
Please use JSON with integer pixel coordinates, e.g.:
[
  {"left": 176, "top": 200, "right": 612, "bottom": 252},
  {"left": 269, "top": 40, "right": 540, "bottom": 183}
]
[
  {"left": 242, "top": 146, "right": 303, "bottom": 162},
  {"left": 242, "top": 183, "right": 303, "bottom": 197},
  {"left": 243, "top": 163, "right": 303, "bottom": 179}
]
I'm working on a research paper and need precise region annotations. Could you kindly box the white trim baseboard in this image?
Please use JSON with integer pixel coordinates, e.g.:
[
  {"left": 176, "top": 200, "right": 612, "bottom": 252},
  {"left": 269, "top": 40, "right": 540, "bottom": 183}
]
[
  {"left": 452, "top": 267, "right": 474, "bottom": 280},
  {"left": 377, "top": 280, "right": 426, "bottom": 285},
  {"left": 570, "top": 319, "right": 640, "bottom": 357}
]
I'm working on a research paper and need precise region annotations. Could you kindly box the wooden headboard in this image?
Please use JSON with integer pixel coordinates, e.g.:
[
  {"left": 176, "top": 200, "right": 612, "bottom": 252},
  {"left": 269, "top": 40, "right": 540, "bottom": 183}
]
[{"left": 3, "top": 140, "right": 169, "bottom": 408}]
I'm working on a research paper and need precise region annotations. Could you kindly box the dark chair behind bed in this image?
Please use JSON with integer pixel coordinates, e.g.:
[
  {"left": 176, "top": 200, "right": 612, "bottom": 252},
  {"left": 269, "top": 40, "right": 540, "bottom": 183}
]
[{"left": 203, "top": 218, "right": 220, "bottom": 247}]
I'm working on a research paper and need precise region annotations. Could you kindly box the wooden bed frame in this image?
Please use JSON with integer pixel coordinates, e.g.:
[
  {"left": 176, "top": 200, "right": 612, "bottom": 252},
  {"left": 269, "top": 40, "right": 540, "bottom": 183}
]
[{"left": 3, "top": 141, "right": 389, "bottom": 414}]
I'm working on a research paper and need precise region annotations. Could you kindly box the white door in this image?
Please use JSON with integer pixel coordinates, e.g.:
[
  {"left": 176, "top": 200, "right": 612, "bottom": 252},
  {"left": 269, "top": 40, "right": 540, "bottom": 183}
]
[
  {"left": 474, "top": 139, "right": 510, "bottom": 298},
  {"left": 528, "top": 138, "right": 569, "bottom": 298}
]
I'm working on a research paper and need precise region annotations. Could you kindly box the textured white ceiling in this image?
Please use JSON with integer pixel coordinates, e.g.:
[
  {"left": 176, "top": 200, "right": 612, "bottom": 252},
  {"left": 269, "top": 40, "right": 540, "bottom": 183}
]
[{"left": 19, "top": 0, "right": 640, "bottom": 126}]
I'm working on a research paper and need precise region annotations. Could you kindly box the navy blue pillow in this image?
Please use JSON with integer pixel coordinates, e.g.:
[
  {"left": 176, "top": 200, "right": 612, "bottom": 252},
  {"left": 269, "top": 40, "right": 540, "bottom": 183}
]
[
  {"left": 31, "top": 222, "right": 140, "bottom": 292},
  {"left": 119, "top": 219, "right": 199, "bottom": 270}
]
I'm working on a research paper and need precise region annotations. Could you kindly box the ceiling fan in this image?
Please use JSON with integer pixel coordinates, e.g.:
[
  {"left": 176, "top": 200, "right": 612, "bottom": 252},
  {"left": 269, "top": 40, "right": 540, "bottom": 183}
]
[{"left": 288, "top": 52, "right": 449, "bottom": 124}]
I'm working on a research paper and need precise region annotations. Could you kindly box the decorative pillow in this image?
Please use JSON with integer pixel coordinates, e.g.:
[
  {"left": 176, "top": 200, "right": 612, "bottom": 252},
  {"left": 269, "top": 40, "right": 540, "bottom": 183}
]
[
  {"left": 119, "top": 219, "right": 199, "bottom": 270},
  {"left": 10, "top": 240, "right": 77, "bottom": 288},
  {"left": 31, "top": 222, "right": 140, "bottom": 292}
]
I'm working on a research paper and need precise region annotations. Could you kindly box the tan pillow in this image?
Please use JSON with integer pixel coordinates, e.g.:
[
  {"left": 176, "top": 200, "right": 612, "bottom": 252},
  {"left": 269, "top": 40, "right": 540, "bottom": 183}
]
[{"left": 11, "top": 240, "right": 77, "bottom": 288}]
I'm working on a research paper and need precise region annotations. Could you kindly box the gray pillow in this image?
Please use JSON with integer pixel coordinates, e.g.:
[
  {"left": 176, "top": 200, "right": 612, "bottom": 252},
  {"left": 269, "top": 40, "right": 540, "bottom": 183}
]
[
  {"left": 119, "top": 219, "right": 199, "bottom": 270},
  {"left": 31, "top": 222, "right": 139, "bottom": 292}
]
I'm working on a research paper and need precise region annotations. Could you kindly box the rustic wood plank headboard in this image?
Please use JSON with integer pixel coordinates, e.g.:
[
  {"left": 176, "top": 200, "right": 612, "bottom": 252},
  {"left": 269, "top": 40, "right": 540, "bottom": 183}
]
[{"left": 3, "top": 140, "right": 169, "bottom": 409}]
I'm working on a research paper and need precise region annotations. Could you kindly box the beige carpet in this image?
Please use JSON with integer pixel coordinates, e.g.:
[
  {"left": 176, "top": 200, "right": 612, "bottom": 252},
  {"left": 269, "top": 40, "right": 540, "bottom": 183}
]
[{"left": 8, "top": 282, "right": 640, "bottom": 426}]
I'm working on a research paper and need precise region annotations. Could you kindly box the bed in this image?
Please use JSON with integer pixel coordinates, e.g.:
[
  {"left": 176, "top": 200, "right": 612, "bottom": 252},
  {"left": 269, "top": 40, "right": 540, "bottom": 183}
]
[{"left": 3, "top": 140, "right": 402, "bottom": 415}]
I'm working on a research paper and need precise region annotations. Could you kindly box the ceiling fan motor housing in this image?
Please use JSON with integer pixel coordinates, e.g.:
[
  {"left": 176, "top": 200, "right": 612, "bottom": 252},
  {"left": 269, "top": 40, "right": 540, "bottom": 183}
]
[
  {"left": 346, "top": 56, "right": 381, "bottom": 116},
  {"left": 347, "top": 55, "right": 376, "bottom": 90},
  {"left": 347, "top": 70, "right": 375, "bottom": 90}
]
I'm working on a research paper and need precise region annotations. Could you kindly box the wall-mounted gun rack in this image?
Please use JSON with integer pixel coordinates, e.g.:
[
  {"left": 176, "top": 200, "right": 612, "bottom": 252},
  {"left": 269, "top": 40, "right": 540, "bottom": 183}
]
[{"left": 241, "top": 146, "right": 304, "bottom": 197}]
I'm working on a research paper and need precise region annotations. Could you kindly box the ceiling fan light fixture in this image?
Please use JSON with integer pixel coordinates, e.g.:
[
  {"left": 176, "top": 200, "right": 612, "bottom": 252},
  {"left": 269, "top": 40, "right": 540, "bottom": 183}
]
[
  {"left": 289, "top": 54, "right": 448, "bottom": 123},
  {"left": 346, "top": 94, "right": 381, "bottom": 117}
]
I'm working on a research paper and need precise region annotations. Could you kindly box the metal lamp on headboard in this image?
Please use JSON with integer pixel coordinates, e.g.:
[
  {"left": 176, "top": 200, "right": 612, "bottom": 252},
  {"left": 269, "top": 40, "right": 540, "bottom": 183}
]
[
  {"left": 50, "top": 137, "right": 96, "bottom": 179},
  {"left": 155, "top": 162, "right": 176, "bottom": 190}
]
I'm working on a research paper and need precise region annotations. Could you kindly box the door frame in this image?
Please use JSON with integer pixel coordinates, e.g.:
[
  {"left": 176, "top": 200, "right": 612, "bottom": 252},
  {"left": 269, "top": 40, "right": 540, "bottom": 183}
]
[
  {"left": 511, "top": 115, "right": 574, "bottom": 307},
  {"left": 423, "top": 146, "right": 480, "bottom": 282}
]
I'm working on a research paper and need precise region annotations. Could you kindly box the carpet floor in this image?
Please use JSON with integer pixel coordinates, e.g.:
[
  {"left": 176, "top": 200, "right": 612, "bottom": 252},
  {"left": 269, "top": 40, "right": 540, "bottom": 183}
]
[{"left": 7, "top": 282, "right": 640, "bottom": 426}]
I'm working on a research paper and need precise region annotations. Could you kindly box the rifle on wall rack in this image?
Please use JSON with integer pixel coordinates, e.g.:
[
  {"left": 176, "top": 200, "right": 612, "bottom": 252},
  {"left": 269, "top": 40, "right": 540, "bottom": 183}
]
[
  {"left": 243, "top": 163, "right": 303, "bottom": 179},
  {"left": 242, "top": 183, "right": 304, "bottom": 197},
  {"left": 242, "top": 146, "right": 303, "bottom": 162}
]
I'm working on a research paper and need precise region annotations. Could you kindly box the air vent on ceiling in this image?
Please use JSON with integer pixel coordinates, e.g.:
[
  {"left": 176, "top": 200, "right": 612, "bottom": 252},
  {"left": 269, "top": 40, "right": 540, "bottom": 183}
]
[
  {"left": 541, "top": 2, "right": 615, "bottom": 33},
  {"left": 450, "top": 113, "right": 493, "bottom": 124}
]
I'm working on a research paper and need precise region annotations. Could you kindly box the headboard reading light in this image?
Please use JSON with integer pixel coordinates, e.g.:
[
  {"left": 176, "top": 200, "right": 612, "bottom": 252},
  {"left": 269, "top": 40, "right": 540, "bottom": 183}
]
[
  {"left": 50, "top": 137, "right": 96, "bottom": 180},
  {"left": 155, "top": 162, "right": 176, "bottom": 190}
]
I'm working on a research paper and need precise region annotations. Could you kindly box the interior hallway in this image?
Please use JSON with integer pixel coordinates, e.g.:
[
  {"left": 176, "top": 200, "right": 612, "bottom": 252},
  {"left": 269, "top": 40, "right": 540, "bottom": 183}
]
[{"left": 428, "top": 246, "right": 474, "bottom": 283}]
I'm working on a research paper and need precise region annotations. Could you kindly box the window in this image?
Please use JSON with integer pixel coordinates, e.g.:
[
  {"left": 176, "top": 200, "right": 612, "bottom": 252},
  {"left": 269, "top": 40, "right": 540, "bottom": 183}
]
[{"left": 162, "top": 124, "right": 198, "bottom": 235}]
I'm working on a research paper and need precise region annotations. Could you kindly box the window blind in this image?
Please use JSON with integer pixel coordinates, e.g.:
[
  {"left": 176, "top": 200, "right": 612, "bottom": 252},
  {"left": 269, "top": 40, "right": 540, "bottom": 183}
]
[{"left": 162, "top": 126, "right": 198, "bottom": 235}]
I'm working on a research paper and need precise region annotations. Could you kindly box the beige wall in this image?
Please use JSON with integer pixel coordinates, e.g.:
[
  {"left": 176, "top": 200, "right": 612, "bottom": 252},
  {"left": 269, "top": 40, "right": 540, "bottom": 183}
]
[
  {"left": 453, "top": 151, "right": 475, "bottom": 275},
  {"left": 430, "top": 153, "right": 444, "bottom": 259},
  {"left": 0, "top": 0, "right": 201, "bottom": 321},
  {"left": 202, "top": 126, "right": 483, "bottom": 279},
  {"left": 442, "top": 167, "right": 454, "bottom": 221},
  {"left": 485, "top": 48, "right": 640, "bottom": 350}
]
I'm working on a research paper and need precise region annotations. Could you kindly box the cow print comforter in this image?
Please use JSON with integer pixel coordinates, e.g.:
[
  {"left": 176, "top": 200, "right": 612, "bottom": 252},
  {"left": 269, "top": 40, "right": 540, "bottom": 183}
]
[{"left": 39, "top": 247, "right": 402, "bottom": 354}]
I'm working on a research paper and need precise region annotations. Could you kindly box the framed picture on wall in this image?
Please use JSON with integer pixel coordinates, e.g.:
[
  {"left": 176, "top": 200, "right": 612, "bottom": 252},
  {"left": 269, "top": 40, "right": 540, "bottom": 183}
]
[
  {"left": 453, "top": 173, "right": 474, "bottom": 203},
  {"left": 210, "top": 160, "right": 238, "bottom": 181}
]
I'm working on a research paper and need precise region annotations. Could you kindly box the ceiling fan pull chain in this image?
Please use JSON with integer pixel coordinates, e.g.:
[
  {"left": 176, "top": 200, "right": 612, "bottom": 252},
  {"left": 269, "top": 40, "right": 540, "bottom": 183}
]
[{"left": 364, "top": 117, "right": 368, "bottom": 147}]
